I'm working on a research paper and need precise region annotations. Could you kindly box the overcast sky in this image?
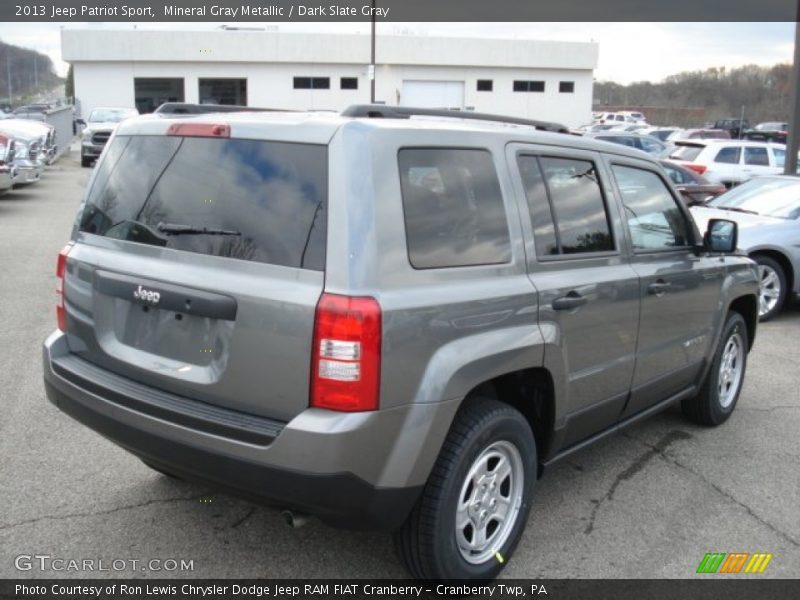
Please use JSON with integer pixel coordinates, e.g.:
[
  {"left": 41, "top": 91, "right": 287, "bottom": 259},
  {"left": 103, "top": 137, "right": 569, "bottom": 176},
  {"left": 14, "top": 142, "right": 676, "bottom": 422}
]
[{"left": 0, "top": 22, "right": 794, "bottom": 83}]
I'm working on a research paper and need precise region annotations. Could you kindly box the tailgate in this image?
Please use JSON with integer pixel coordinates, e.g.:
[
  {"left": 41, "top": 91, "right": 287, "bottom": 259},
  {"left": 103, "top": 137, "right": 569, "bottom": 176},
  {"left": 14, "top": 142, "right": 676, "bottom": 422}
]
[{"left": 63, "top": 131, "right": 328, "bottom": 422}]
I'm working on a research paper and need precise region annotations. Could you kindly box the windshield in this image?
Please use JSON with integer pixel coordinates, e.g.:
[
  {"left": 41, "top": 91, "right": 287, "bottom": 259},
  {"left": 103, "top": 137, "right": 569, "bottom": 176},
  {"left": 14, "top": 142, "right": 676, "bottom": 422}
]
[
  {"left": 88, "top": 109, "right": 137, "bottom": 123},
  {"left": 707, "top": 178, "right": 800, "bottom": 219}
]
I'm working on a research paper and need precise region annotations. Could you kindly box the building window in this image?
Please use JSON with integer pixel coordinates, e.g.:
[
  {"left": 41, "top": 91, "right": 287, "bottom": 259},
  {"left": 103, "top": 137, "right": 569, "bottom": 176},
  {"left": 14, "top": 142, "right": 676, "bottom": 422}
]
[
  {"left": 199, "top": 78, "right": 247, "bottom": 105},
  {"left": 294, "top": 77, "right": 330, "bottom": 90},
  {"left": 513, "top": 80, "right": 545, "bottom": 93},
  {"left": 340, "top": 77, "right": 358, "bottom": 90},
  {"left": 477, "top": 79, "right": 493, "bottom": 92},
  {"left": 134, "top": 78, "right": 185, "bottom": 114},
  {"left": 559, "top": 81, "right": 575, "bottom": 93}
]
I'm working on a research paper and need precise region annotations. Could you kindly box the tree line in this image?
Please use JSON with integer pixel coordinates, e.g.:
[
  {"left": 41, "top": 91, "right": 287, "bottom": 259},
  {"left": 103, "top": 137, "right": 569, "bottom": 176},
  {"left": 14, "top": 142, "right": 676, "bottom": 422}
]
[{"left": 593, "top": 63, "right": 793, "bottom": 127}]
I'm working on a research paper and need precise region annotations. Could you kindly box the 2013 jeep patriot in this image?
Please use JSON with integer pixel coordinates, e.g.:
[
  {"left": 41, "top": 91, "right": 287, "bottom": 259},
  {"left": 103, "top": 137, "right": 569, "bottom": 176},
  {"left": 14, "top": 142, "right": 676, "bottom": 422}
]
[{"left": 43, "top": 106, "right": 759, "bottom": 580}]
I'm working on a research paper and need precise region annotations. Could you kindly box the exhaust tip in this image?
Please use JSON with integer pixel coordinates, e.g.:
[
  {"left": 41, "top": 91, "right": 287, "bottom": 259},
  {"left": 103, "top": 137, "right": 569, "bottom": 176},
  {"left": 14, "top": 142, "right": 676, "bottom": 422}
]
[{"left": 281, "top": 510, "right": 309, "bottom": 528}]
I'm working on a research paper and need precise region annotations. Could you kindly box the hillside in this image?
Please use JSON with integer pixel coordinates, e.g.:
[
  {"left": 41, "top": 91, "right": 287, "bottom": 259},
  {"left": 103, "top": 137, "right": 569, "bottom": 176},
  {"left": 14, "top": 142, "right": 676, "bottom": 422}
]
[{"left": 0, "top": 39, "right": 63, "bottom": 107}]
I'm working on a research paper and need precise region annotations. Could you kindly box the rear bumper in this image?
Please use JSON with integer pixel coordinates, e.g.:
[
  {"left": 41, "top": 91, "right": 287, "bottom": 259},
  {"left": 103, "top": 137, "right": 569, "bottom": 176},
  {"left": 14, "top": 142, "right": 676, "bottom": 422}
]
[{"left": 43, "top": 331, "right": 459, "bottom": 530}]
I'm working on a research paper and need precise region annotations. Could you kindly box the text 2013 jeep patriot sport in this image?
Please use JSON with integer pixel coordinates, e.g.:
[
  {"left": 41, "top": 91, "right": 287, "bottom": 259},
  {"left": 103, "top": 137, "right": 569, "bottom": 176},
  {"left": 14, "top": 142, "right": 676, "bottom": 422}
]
[{"left": 43, "top": 107, "right": 759, "bottom": 580}]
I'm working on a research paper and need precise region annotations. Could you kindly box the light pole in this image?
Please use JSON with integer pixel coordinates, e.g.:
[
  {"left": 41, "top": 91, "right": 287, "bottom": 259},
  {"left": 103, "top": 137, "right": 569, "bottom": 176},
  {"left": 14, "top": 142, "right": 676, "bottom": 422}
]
[
  {"left": 370, "top": 0, "right": 376, "bottom": 103},
  {"left": 786, "top": 12, "right": 800, "bottom": 175}
]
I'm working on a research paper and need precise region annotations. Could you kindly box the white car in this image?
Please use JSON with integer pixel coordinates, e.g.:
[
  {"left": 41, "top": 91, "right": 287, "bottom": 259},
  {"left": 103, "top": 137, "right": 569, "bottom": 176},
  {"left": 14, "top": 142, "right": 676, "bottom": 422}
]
[
  {"left": 78, "top": 107, "right": 139, "bottom": 167},
  {"left": 668, "top": 140, "right": 788, "bottom": 187}
]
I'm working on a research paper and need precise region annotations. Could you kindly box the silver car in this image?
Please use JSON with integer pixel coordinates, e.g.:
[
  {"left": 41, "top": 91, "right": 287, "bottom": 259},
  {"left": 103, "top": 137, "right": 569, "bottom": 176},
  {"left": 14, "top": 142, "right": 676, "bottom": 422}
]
[{"left": 691, "top": 175, "right": 800, "bottom": 320}]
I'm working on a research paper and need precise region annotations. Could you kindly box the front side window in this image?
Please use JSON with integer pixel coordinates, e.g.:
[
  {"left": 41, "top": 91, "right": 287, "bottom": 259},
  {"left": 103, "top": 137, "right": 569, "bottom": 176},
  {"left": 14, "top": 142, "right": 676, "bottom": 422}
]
[
  {"left": 772, "top": 147, "right": 786, "bottom": 168},
  {"left": 612, "top": 165, "right": 691, "bottom": 251},
  {"left": 399, "top": 148, "right": 511, "bottom": 269}
]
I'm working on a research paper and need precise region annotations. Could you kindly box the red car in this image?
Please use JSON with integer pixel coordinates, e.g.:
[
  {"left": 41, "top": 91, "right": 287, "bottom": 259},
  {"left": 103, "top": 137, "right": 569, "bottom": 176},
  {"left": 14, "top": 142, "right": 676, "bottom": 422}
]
[{"left": 660, "top": 159, "right": 727, "bottom": 206}]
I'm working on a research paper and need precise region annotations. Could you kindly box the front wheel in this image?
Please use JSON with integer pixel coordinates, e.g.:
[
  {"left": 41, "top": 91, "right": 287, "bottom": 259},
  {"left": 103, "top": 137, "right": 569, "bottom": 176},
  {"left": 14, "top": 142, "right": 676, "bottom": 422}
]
[
  {"left": 753, "top": 255, "right": 786, "bottom": 321},
  {"left": 682, "top": 312, "right": 748, "bottom": 426},
  {"left": 394, "top": 397, "right": 536, "bottom": 581}
]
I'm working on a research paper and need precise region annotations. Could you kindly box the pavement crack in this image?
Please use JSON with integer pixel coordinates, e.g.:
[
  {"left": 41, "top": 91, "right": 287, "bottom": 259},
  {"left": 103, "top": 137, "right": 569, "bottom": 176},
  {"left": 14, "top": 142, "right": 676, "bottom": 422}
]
[
  {"left": 231, "top": 507, "right": 257, "bottom": 529},
  {"left": 623, "top": 431, "right": 800, "bottom": 548},
  {"left": 0, "top": 493, "right": 210, "bottom": 532},
  {"left": 584, "top": 430, "right": 693, "bottom": 535}
]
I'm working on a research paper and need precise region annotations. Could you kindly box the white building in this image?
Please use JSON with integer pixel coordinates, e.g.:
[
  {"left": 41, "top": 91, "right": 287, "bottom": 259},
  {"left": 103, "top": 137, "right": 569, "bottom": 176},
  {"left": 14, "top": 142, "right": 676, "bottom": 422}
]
[{"left": 61, "top": 28, "right": 598, "bottom": 127}]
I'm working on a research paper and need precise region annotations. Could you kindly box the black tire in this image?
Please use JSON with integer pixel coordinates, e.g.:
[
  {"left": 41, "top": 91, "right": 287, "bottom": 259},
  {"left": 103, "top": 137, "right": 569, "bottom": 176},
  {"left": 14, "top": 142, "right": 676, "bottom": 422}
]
[
  {"left": 141, "top": 459, "right": 181, "bottom": 479},
  {"left": 394, "top": 396, "right": 536, "bottom": 581},
  {"left": 81, "top": 156, "right": 92, "bottom": 168},
  {"left": 682, "top": 312, "right": 748, "bottom": 427},
  {"left": 752, "top": 255, "right": 787, "bottom": 322}
]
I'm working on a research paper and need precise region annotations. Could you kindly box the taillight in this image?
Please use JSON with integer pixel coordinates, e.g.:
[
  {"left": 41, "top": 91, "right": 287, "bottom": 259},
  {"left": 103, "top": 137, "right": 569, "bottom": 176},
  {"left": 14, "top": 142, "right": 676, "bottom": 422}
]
[
  {"left": 56, "top": 243, "right": 73, "bottom": 331},
  {"left": 310, "top": 293, "right": 381, "bottom": 412},
  {"left": 685, "top": 164, "right": 707, "bottom": 175}
]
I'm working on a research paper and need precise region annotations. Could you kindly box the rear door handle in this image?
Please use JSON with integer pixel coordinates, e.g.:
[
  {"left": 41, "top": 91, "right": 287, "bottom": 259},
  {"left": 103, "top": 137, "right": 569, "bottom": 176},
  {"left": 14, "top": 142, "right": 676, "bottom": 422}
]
[
  {"left": 552, "top": 293, "right": 588, "bottom": 311},
  {"left": 647, "top": 280, "right": 672, "bottom": 296}
]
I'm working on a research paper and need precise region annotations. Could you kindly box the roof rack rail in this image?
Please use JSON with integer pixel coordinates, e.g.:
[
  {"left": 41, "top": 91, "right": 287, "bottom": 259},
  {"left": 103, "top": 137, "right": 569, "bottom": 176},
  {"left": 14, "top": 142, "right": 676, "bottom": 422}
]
[
  {"left": 154, "top": 102, "right": 294, "bottom": 115},
  {"left": 341, "top": 104, "right": 569, "bottom": 133}
]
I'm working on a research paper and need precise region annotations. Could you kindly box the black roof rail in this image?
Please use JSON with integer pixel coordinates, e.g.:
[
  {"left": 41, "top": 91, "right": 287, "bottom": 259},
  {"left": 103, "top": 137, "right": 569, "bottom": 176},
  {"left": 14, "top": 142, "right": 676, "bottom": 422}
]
[
  {"left": 154, "top": 102, "right": 294, "bottom": 115},
  {"left": 341, "top": 104, "right": 569, "bottom": 133}
]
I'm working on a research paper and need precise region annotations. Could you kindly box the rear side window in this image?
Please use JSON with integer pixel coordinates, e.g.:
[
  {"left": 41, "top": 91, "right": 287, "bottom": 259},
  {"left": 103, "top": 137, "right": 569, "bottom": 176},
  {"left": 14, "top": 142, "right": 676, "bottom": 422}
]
[
  {"left": 79, "top": 135, "right": 328, "bottom": 271},
  {"left": 537, "top": 157, "right": 614, "bottom": 255},
  {"left": 743, "top": 146, "right": 769, "bottom": 166},
  {"left": 399, "top": 148, "right": 511, "bottom": 269},
  {"left": 517, "top": 156, "right": 558, "bottom": 256},
  {"left": 670, "top": 145, "right": 703, "bottom": 161},
  {"left": 715, "top": 147, "right": 741, "bottom": 164}
]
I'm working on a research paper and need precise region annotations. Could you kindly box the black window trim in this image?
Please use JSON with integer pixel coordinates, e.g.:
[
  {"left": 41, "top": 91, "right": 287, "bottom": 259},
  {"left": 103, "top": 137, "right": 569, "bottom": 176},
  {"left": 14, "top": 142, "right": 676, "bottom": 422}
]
[
  {"left": 608, "top": 159, "right": 698, "bottom": 255},
  {"left": 397, "top": 145, "right": 514, "bottom": 271},
  {"left": 516, "top": 150, "right": 620, "bottom": 262}
]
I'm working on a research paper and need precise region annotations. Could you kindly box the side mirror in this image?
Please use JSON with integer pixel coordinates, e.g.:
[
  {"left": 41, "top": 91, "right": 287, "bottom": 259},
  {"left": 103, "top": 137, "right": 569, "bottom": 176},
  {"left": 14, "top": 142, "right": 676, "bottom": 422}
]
[
  {"left": 75, "top": 118, "right": 86, "bottom": 126},
  {"left": 704, "top": 219, "right": 738, "bottom": 254}
]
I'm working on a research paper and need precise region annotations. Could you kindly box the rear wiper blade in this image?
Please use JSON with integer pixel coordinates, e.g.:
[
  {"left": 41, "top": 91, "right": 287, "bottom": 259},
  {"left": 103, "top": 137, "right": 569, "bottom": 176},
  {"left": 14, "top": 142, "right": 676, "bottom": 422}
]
[{"left": 157, "top": 222, "right": 242, "bottom": 236}]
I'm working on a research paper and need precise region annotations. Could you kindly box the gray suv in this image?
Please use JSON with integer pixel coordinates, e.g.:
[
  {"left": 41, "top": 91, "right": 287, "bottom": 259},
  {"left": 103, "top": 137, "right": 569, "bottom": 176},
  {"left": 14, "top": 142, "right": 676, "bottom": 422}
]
[{"left": 43, "top": 106, "right": 759, "bottom": 580}]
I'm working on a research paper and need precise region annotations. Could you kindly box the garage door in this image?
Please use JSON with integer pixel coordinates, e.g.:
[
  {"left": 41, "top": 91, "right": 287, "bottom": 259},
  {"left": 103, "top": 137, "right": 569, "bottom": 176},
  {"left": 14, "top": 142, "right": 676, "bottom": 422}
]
[{"left": 401, "top": 80, "right": 465, "bottom": 109}]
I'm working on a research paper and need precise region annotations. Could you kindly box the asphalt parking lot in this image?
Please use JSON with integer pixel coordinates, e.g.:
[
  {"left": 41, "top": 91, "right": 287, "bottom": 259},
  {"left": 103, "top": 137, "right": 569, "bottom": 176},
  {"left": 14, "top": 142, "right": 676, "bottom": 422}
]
[{"left": 0, "top": 149, "right": 798, "bottom": 579}]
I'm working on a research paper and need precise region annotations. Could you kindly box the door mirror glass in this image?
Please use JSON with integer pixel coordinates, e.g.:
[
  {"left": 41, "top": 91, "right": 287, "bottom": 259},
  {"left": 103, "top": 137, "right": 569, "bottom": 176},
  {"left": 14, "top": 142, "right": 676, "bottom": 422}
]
[
  {"left": 76, "top": 118, "right": 86, "bottom": 126},
  {"left": 705, "top": 219, "right": 737, "bottom": 253}
]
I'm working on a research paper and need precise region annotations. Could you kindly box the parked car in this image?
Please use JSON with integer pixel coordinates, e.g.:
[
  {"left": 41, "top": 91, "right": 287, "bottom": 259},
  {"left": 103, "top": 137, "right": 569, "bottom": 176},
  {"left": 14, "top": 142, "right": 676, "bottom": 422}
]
[
  {"left": 640, "top": 127, "right": 683, "bottom": 142},
  {"left": 668, "top": 128, "right": 731, "bottom": 141},
  {"left": 659, "top": 159, "right": 727, "bottom": 206},
  {"left": 713, "top": 118, "right": 751, "bottom": 139},
  {"left": 77, "top": 107, "right": 139, "bottom": 167},
  {"left": 669, "top": 140, "right": 787, "bottom": 187},
  {"left": 43, "top": 106, "right": 758, "bottom": 581},
  {"left": 597, "top": 112, "right": 641, "bottom": 125},
  {"left": 691, "top": 175, "right": 800, "bottom": 320},
  {"left": 0, "top": 134, "right": 17, "bottom": 193},
  {"left": 0, "top": 121, "right": 48, "bottom": 185},
  {"left": 2, "top": 118, "right": 57, "bottom": 163},
  {"left": 583, "top": 131, "right": 668, "bottom": 156},
  {"left": 743, "top": 122, "right": 789, "bottom": 145}
]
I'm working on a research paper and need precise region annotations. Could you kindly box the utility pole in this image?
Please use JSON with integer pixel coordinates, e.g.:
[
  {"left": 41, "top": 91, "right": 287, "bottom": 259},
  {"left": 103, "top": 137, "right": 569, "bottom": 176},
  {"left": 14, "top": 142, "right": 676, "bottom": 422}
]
[
  {"left": 370, "top": 0, "right": 376, "bottom": 103},
  {"left": 6, "top": 52, "right": 12, "bottom": 107},
  {"left": 786, "top": 11, "right": 800, "bottom": 175}
]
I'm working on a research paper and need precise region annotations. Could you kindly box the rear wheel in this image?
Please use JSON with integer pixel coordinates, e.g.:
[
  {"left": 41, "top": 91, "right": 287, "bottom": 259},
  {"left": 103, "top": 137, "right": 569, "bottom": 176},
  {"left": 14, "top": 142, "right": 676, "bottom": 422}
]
[
  {"left": 394, "top": 396, "right": 536, "bottom": 581},
  {"left": 682, "top": 311, "right": 748, "bottom": 426},
  {"left": 753, "top": 255, "right": 786, "bottom": 321}
]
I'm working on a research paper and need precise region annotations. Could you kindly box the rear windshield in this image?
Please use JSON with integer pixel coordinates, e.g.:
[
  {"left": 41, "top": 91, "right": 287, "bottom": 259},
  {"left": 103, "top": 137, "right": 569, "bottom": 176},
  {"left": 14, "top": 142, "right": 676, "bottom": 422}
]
[
  {"left": 79, "top": 135, "right": 328, "bottom": 271},
  {"left": 670, "top": 145, "right": 703, "bottom": 161}
]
